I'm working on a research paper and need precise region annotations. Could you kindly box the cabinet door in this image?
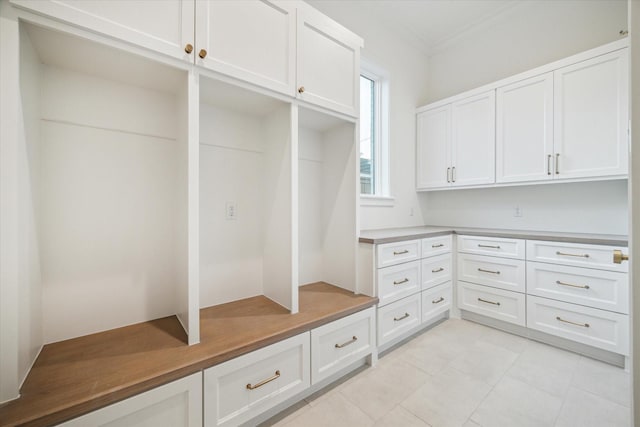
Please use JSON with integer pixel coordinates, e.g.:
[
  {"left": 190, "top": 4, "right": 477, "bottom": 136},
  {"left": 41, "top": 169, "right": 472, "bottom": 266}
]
[
  {"left": 451, "top": 91, "right": 496, "bottom": 186},
  {"left": 496, "top": 73, "right": 554, "bottom": 183},
  {"left": 416, "top": 105, "right": 452, "bottom": 189},
  {"left": 195, "top": 0, "right": 296, "bottom": 96},
  {"left": 296, "top": 2, "right": 363, "bottom": 116},
  {"left": 554, "top": 49, "right": 629, "bottom": 179},
  {"left": 10, "top": 0, "right": 195, "bottom": 61}
]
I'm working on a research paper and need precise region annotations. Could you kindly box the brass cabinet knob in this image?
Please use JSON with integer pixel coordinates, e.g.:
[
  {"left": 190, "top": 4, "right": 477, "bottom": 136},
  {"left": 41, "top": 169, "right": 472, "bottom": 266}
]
[
  {"left": 184, "top": 44, "right": 193, "bottom": 54},
  {"left": 613, "top": 249, "right": 629, "bottom": 264},
  {"left": 298, "top": 86, "right": 305, "bottom": 94},
  {"left": 199, "top": 49, "right": 207, "bottom": 59}
]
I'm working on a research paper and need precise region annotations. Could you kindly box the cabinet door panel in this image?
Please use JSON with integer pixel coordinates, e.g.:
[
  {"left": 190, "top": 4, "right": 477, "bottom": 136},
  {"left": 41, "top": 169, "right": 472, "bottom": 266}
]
[
  {"left": 11, "top": 0, "right": 195, "bottom": 61},
  {"left": 496, "top": 73, "right": 554, "bottom": 183},
  {"left": 554, "top": 49, "right": 629, "bottom": 178},
  {"left": 195, "top": 0, "right": 295, "bottom": 96},
  {"left": 416, "top": 105, "right": 451, "bottom": 189},
  {"left": 451, "top": 91, "right": 496, "bottom": 186}
]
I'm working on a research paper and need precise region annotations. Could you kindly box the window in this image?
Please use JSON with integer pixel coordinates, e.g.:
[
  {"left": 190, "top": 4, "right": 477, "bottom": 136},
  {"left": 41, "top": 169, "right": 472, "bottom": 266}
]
[{"left": 359, "top": 61, "right": 390, "bottom": 203}]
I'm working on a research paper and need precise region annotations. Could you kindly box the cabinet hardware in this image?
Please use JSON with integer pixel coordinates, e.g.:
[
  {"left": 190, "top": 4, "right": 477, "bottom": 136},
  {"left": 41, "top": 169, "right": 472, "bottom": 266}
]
[
  {"left": 246, "top": 370, "right": 280, "bottom": 390},
  {"left": 452, "top": 166, "right": 456, "bottom": 182},
  {"left": 432, "top": 267, "right": 444, "bottom": 273},
  {"left": 393, "top": 250, "right": 409, "bottom": 255},
  {"left": 198, "top": 49, "right": 207, "bottom": 59},
  {"left": 478, "top": 268, "right": 500, "bottom": 275},
  {"left": 478, "top": 244, "right": 500, "bottom": 249},
  {"left": 556, "top": 280, "right": 590, "bottom": 289},
  {"left": 394, "top": 312, "right": 410, "bottom": 321},
  {"left": 478, "top": 298, "right": 500, "bottom": 306},
  {"left": 298, "top": 86, "right": 305, "bottom": 94},
  {"left": 547, "top": 154, "right": 552, "bottom": 175},
  {"left": 432, "top": 243, "right": 444, "bottom": 248},
  {"left": 556, "top": 251, "right": 589, "bottom": 258},
  {"left": 555, "top": 153, "right": 560, "bottom": 174},
  {"left": 184, "top": 43, "right": 193, "bottom": 54},
  {"left": 447, "top": 167, "right": 451, "bottom": 183},
  {"left": 393, "top": 278, "right": 409, "bottom": 285},
  {"left": 432, "top": 297, "right": 445, "bottom": 304},
  {"left": 556, "top": 316, "right": 589, "bottom": 328},
  {"left": 335, "top": 336, "right": 358, "bottom": 348},
  {"left": 613, "top": 249, "right": 629, "bottom": 264}
]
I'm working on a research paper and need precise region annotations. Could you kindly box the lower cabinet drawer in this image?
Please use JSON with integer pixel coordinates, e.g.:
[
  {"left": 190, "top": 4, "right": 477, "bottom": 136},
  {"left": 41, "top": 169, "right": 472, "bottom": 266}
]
[
  {"left": 422, "top": 281, "right": 452, "bottom": 323},
  {"left": 527, "top": 261, "right": 629, "bottom": 314},
  {"left": 377, "top": 293, "right": 421, "bottom": 346},
  {"left": 527, "top": 296, "right": 629, "bottom": 355},
  {"left": 310, "top": 307, "right": 375, "bottom": 385},
  {"left": 457, "top": 281, "right": 526, "bottom": 326},
  {"left": 457, "top": 253, "right": 525, "bottom": 293},
  {"left": 421, "top": 253, "right": 452, "bottom": 291},
  {"left": 377, "top": 260, "right": 421, "bottom": 307},
  {"left": 204, "top": 333, "right": 310, "bottom": 427}
]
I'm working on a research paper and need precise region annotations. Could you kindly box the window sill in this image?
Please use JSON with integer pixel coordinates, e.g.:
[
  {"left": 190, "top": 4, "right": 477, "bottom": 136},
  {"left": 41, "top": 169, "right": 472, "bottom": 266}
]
[{"left": 360, "top": 195, "right": 395, "bottom": 207}]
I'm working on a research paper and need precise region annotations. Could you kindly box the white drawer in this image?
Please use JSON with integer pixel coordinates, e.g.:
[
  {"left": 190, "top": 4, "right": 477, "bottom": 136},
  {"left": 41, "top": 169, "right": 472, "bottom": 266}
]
[
  {"left": 376, "top": 240, "right": 420, "bottom": 268},
  {"left": 377, "top": 293, "right": 421, "bottom": 347},
  {"left": 527, "top": 296, "right": 629, "bottom": 355},
  {"left": 421, "top": 253, "right": 452, "bottom": 290},
  {"left": 310, "top": 307, "right": 375, "bottom": 385},
  {"left": 527, "top": 262, "right": 629, "bottom": 314},
  {"left": 526, "top": 240, "right": 628, "bottom": 273},
  {"left": 421, "top": 235, "right": 452, "bottom": 258},
  {"left": 377, "top": 260, "right": 421, "bottom": 307},
  {"left": 457, "top": 253, "right": 525, "bottom": 293},
  {"left": 422, "top": 281, "right": 452, "bottom": 324},
  {"left": 204, "top": 333, "right": 310, "bottom": 427},
  {"left": 457, "top": 281, "right": 526, "bottom": 326},
  {"left": 457, "top": 235, "right": 525, "bottom": 259}
]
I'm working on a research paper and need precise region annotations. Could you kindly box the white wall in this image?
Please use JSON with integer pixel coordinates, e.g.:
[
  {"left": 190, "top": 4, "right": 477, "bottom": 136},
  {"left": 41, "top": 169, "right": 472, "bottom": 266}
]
[{"left": 307, "top": 1, "right": 431, "bottom": 231}]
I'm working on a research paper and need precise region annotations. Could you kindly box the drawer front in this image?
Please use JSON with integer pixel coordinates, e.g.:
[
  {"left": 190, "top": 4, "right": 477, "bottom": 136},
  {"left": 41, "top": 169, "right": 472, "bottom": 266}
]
[
  {"left": 377, "top": 240, "right": 420, "bottom": 268},
  {"left": 204, "top": 333, "right": 310, "bottom": 427},
  {"left": 526, "top": 240, "right": 628, "bottom": 272},
  {"left": 457, "top": 253, "right": 525, "bottom": 293},
  {"left": 457, "top": 281, "right": 526, "bottom": 326},
  {"left": 377, "top": 260, "right": 421, "bottom": 307},
  {"left": 527, "top": 262, "right": 629, "bottom": 314},
  {"left": 421, "top": 235, "right": 452, "bottom": 258},
  {"left": 527, "top": 296, "right": 629, "bottom": 355},
  {"left": 422, "top": 281, "right": 452, "bottom": 323},
  {"left": 377, "top": 293, "right": 421, "bottom": 346},
  {"left": 457, "top": 235, "right": 525, "bottom": 259},
  {"left": 421, "top": 253, "right": 452, "bottom": 290},
  {"left": 310, "top": 307, "right": 375, "bottom": 385}
]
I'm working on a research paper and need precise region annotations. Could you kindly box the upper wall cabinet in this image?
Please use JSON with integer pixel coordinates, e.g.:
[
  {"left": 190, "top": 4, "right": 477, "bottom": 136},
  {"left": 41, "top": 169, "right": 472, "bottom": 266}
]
[
  {"left": 417, "top": 105, "right": 451, "bottom": 189},
  {"left": 195, "top": 0, "right": 296, "bottom": 96},
  {"left": 296, "top": 2, "right": 363, "bottom": 117},
  {"left": 10, "top": 0, "right": 195, "bottom": 62},
  {"left": 554, "top": 50, "right": 628, "bottom": 179}
]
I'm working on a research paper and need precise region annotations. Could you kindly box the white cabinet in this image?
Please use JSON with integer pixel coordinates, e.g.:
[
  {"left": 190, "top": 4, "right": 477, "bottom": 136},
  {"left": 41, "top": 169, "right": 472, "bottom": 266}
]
[
  {"left": 457, "top": 235, "right": 525, "bottom": 260},
  {"left": 422, "top": 282, "right": 452, "bottom": 322},
  {"left": 416, "top": 91, "right": 495, "bottom": 190},
  {"left": 496, "top": 72, "right": 554, "bottom": 183},
  {"left": 377, "top": 293, "right": 422, "bottom": 347},
  {"left": 457, "top": 253, "right": 526, "bottom": 293},
  {"left": 204, "top": 333, "right": 310, "bottom": 427},
  {"left": 458, "top": 281, "right": 526, "bottom": 326},
  {"left": 60, "top": 373, "right": 202, "bottom": 427},
  {"left": 195, "top": 0, "right": 296, "bottom": 96},
  {"left": 377, "top": 260, "right": 421, "bottom": 307},
  {"left": 296, "top": 2, "right": 362, "bottom": 117},
  {"left": 526, "top": 240, "right": 629, "bottom": 273},
  {"left": 10, "top": 0, "right": 195, "bottom": 61},
  {"left": 554, "top": 49, "right": 629, "bottom": 179}
]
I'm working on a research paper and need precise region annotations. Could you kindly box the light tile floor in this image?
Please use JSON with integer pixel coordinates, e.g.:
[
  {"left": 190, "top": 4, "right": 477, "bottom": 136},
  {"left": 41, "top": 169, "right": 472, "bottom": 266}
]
[{"left": 261, "top": 319, "right": 631, "bottom": 427}]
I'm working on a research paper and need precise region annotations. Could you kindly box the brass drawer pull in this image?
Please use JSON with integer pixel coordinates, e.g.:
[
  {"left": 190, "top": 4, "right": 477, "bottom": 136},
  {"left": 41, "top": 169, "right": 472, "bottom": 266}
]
[
  {"left": 184, "top": 43, "right": 193, "bottom": 54},
  {"left": 556, "top": 251, "right": 590, "bottom": 258},
  {"left": 394, "top": 312, "right": 410, "bottom": 321},
  {"left": 478, "top": 298, "right": 500, "bottom": 306},
  {"left": 556, "top": 280, "right": 590, "bottom": 290},
  {"left": 452, "top": 166, "right": 456, "bottom": 182},
  {"left": 447, "top": 167, "right": 451, "bottom": 183},
  {"left": 432, "top": 267, "right": 444, "bottom": 273},
  {"left": 335, "top": 336, "right": 358, "bottom": 348},
  {"left": 393, "top": 250, "right": 409, "bottom": 255},
  {"left": 432, "top": 297, "right": 445, "bottom": 304},
  {"left": 556, "top": 316, "right": 589, "bottom": 328},
  {"left": 478, "top": 244, "right": 501, "bottom": 249},
  {"left": 555, "top": 153, "right": 560, "bottom": 175},
  {"left": 198, "top": 48, "right": 207, "bottom": 59},
  {"left": 547, "top": 154, "right": 552, "bottom": 175},
  {"left": 298, "top": 86, "right": 305, "bottom": 94},
  {"left": 478, "top": 268, "right": 500, "bottom": 275},
  {"left": 432, "top": 243, "right": 444, "bottom": 248},
  {"left": 393, "top": 278, "right": 409, "bottom": 285},
  {"left": 246, "top": 370, "right": 280, "bottom": 390}
]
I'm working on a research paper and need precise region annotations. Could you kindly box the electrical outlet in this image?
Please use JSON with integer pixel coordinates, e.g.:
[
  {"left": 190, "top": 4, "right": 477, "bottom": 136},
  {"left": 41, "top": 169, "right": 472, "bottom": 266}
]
[
  {"left": 226, "top": 202, "right": 237, "bottom": 220},
  {"left": 514, "top": 206, "right": 523, "bottom": 217}
]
